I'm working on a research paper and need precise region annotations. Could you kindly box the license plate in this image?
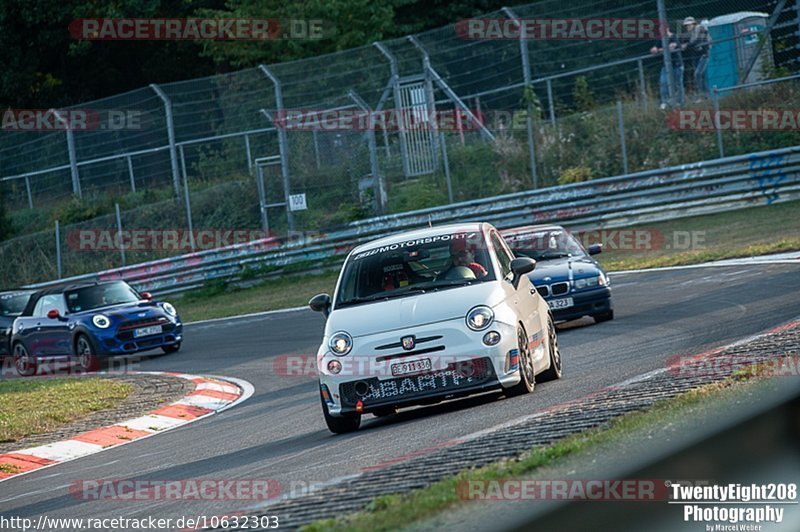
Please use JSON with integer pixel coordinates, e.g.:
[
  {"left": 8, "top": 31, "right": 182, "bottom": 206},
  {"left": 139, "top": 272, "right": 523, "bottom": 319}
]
[
  {"left": 548, "top": 297, "right": 574, "bottom": 310},
  {"left": 133, "top": 325, "right": 162, "bottom": 338},
  {"left": 391, "top": 358, "right": 432, "bottom": 376}
]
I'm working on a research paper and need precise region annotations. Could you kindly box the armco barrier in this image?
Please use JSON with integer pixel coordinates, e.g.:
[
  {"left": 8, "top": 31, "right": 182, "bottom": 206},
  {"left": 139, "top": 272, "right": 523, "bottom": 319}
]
[{"left": 24, "top": 145, "right": 800, "bottom": 295}]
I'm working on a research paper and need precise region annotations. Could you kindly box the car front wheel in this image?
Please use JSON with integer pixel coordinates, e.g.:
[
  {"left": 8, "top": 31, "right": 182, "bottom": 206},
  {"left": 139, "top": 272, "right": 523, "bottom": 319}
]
[
  {"left": 503, "top": 324, "right": 535, "bottom": 397},
  {"left": 162, "top": 342, "right": 181, "bottom": 354},
  {"left": 594, "top": 310, "right": 614, "bottom": 323},
  {"left": 321, "top": 395, "right": 361, "bottom": 434},
  {"left": 13, "top": 343, "right": 37, "bottom": 377},
  {"left": 76, "top": 335, "right": 101, "bottom": 372}
]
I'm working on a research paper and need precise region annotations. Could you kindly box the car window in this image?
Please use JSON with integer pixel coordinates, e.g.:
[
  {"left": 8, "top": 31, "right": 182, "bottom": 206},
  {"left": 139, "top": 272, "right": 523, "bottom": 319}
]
[
  {"left": 65, "top": 282, "right": 140, "bottom": 313},
  {"left": 34, "top": 294, "right": 66, "bottom": 316},
  {"left": 491, "top": 232, "right": 513, "bottom": 278},
  {"left": 505, "top": 229, "right": 586, "bottom": 261},
  {"left": 335, "top": 231, "right": 495, "bottom": 308},
  {"left": 0, "top": 292, "right": 31, "bottom": 317}
]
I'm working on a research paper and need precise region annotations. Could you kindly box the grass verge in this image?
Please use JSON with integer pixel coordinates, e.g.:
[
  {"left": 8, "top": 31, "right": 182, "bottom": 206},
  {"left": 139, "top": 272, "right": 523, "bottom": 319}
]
[
  {"left": 174, "top": 200, "right": 800, "bottom": 323},
  {"left": 301, "top": 374, "right": 770, "bottom": 532},
  {"left": 0, "top": 378, "right": 133, "bottom": 444}
]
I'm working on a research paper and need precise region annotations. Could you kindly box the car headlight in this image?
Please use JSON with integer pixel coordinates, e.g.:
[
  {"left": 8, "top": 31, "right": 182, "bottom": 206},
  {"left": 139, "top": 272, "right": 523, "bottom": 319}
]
[
  {"left": 329, "top": 332, "right": 353, "bottom": 356},
  {"left": 466, "top": 306, "right": 494, "bottom": 331},
  {"left": 162, "top": 302, "right": 177, "bottom": 316},
  {"left": 574, "top": 276, "right": 601, "bottom": 289},
  {"left": 92, "top": 314, "right": 111, "bottom": 329}
]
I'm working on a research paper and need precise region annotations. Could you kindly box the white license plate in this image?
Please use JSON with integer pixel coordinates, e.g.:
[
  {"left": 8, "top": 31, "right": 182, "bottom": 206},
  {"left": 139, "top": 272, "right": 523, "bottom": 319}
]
[
  {"left": 133, "top": 325, "right": 162, "bottom": 338},
  {"left": 548, "top": 297, "right": 574, "bottom": 310},
  {"left": 391, "top": 358, "right": 432, "bottom": 376}
]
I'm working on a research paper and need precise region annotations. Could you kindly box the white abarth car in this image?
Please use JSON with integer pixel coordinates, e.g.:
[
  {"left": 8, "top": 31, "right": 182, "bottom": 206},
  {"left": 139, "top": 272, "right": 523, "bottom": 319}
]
[{"left": 309, "top": 223, "right": 562, "bottom": 433}]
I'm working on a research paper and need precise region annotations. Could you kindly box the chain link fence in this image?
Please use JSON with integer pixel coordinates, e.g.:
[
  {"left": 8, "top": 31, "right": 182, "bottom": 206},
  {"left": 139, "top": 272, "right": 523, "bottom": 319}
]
[{"left": 2, "top": 0, "right": 799, "bottom": 285}]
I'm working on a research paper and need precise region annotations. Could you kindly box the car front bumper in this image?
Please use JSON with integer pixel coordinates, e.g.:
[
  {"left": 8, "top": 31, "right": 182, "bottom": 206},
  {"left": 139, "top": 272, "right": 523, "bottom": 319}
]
[
  {"left": 548, "top": 286, "right": 612, "bottom": 322},
  {"left": 319, "top": 320, "right": 525, "bottom": 416},
  {"left": 96, "top": 323, "right": 183, "bottom": 356}
]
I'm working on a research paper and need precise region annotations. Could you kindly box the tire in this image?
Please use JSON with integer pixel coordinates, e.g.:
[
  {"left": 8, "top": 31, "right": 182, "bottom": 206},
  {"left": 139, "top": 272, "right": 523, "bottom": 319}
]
[
  {"left": 594, "top": 310, "right": 614, "bottom": 323},
  {"left": 537, "top": 315, "right": 562, "bottom": 382},
  {"left": 503, "top": 324, "right": 535, "bottom": 397},
  {"left": 75, "top": 335, "right": 101, "bottom": 373},
  {"left": 162, "top": 342, "right": 181, "bottom": 354},
  {"left": 372, "top": 406, "right": 396, "bottom": 418},
  {"left": 13, "top": 342, "right": 37, "bottom": 377},
  {"left": 321, "top": 394, "right": 361, "bottom": 434}
]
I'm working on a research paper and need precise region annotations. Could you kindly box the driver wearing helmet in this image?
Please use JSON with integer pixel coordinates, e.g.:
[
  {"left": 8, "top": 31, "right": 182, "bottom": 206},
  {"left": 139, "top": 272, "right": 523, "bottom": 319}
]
[{"left": 449, "top": 238, "right": 488, "bottom": 278}]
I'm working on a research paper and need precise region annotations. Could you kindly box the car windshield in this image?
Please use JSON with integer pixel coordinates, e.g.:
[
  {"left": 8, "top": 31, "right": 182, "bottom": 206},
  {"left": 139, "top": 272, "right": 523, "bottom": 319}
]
[
  {"left": 335, "top": 231, "right": 496, "bottom": 308},
  {"left": 65, "top": 282, "right": 142, "bottom": 313},
  {"left": 0, "top": 292, "right": 32, "bottom": 317},
  {"left": 505, "top": 229, "right": 586, "bottom": 261}
]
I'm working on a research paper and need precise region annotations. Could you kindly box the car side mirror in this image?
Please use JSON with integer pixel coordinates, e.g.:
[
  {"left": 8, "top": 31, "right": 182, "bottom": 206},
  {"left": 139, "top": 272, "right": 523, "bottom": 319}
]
[
  {"left": 47, "top": 309, "right": 61, "bottom": 320},
  {"left": 510, "top": 257, "right": 536, "bottom": 288},
  {"left": 141, "top": 292, "right": 153, "bottom": 300},
  {"left": 588, "top": 243, "right": 602, "bottom": 255},
  {"left": 309, "top": 293, "right": 331, "bottom": 318}
]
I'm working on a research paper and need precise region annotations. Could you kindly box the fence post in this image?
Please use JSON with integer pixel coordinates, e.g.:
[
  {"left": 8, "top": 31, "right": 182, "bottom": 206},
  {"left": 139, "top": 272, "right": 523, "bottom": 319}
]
[
  {"left": 712, "top": 86, "right": 725, "bottom": 158},
  {"left": 53, "top": 109, "right": 82, "bottom": 198},
  {"left": 244, "top": 133, "right": 253, "bottom": 175},
  {"left": 312, "top": 129, "right": 321, "bottom": 169},
  {"left": 374, "top": 42, "right": 410, "bottom": 178},
  {"left": 637, "top": 59, "right": 648, "bottom": 110},
  {"left": 178, "top": 144, "right": 196, "bottom": 251},
  {"left": 440, "top": 132, "right": 454, "bottom": 204},
  {"left": 255, "top": 162, "right": 270, "bottom": 234},
  {"left": 407, "top": 36, "right": 440, "bottom": 164},
  {"left": 55, "top": 219, "right": 62, "bottom": 279},
  {"left": 150, "top": 84, "right": 182, "bottom": 198},
  {"left": 349, "top": 90, "right": 386, "bottom": 214},
  {"left": 259, "top": 65, "right": 295, "bottom": 232},
  {"left": 115, "top": 203, "right": 126, "bottom": 267},
  {"left": 126, "top": 156, "right": 136, "bottom": 193},
  {"left": 546, "top": 79, "right": 556, "bottom": 126},
  {"left": 617, "top": 101, "right": 629, "bottom": 175},
  {"left": 502, "top": 6, "right": 538, "bottom": 189},
  {"left": 25, "top": 177, "right": 33, "bottom": 209},
  {"left": 656, "top": 0, "right": 676, "bottom": 105}
]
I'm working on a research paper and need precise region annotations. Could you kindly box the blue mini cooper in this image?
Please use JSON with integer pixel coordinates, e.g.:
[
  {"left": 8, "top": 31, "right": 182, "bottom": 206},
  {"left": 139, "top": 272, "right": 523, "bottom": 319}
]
[{"left": 10, "top": 281, "right": 182, "bottom": 376}]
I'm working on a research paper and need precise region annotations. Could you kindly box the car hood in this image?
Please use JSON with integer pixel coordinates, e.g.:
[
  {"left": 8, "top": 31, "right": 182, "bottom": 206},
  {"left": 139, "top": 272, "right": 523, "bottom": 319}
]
[
  {"left": 74, "top": 301, "right": 170, "bottom": 320},
  {"left": 527, "top": 255, "right": 602, "bottom": 282},
  {"left": 328, "top": 282, "right": 503, "bottom": 338}
]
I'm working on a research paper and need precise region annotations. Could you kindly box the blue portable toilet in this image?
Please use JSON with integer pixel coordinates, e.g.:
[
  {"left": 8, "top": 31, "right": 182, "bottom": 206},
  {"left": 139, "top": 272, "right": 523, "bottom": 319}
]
[{"left": 706, "top": 12, "right": 772, "bottom": 91}]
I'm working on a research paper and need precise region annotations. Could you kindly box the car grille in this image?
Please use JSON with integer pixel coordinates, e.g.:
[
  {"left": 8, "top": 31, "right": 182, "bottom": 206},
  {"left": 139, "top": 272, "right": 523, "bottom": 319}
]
[
  {"left": 551, "top": 282, "right": 570, "bottom": 296},
  {"left": 116, "top": 317, "right": 173, "bottom": 340},
  {"left": 536, "top": 286, "right": 549, "bottom": 297},
  {"left": 339, "top": 357, "right": 495, "bottom": 408}
]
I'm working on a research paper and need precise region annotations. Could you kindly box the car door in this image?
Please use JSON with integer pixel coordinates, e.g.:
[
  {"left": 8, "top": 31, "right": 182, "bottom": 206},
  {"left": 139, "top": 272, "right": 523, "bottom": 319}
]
[
  {"left": 491, "top": 231, "right": 547, "bottom": 369},
  {"left": 35, "top": 294, "right": 71, "bottom": 356}
]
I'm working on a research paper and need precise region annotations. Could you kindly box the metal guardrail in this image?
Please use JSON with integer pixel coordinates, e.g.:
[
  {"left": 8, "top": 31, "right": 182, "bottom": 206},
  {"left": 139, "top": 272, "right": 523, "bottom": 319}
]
[{"left": 23, "top": 144, "right": 800, "bottom": 295}]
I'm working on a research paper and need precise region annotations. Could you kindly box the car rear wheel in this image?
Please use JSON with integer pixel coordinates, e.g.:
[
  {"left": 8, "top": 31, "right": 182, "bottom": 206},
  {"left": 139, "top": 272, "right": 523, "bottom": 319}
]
[
  {"left": 537, "top": 315, "right": 562, "bottom": 382},
  {"left": 503, "top": 324, "right": 535, "bottom": 397},
  {"left": 13, "top": 343, "right": 37, "bottom": 377},
  {"left": 321, "top": 395, "right": 361, "bottom": 434},
  {"left": 76, "top": 335, "right": 101, "bottom": 373},
  {"left": 162, "top": 342, "right": 181, "bottom": 354},
  {"left": 594, "top": 310, "right": 614, "bottom": 323}
]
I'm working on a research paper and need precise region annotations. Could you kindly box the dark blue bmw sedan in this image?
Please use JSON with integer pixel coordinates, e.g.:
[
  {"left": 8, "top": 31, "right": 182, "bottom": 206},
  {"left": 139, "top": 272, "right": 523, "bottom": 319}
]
[
  {"left": 9, "top": 281, "right": 182, "bottom": 376},
  {"left": 502, "top": 225, "right": 613, "bottom": 324}
]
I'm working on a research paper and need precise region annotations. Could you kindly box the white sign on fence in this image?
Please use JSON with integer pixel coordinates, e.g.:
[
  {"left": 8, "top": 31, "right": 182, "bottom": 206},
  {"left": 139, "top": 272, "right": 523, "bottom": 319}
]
[{"left": 289, "top": 193, "right": 308, "bottom": 211}]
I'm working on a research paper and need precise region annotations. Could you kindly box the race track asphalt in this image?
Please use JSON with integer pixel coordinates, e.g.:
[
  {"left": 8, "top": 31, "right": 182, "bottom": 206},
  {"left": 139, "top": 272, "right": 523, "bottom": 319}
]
[{"left": 1, "top": 263, "right": 799, "bottom": 529}]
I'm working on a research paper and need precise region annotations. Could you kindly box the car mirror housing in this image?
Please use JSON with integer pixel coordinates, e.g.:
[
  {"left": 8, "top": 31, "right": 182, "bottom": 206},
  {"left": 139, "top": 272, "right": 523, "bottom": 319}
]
[
  {"left": 141, "top": 292, "right": 153, "bottom": 300},
  {"left": 309, "top": 293, "right": 332, "bottom": 318},
  {"left": 46, "top": 309, "right": 61, "bottom": 320},
  {"left": 588, "top": 243, "right": 603, "bottom": 255},
  {"left": 510, "top": 257, "right": 536, "bottom": 288}
]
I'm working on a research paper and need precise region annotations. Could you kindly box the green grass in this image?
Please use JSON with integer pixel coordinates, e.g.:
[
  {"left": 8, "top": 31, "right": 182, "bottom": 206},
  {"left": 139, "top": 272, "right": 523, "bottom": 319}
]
[
  {"left": 0, "top": 378, "right": 133, "bottom": 443},
  {"left": 301, "top": 375, "right": 769, "bottom": 532},
  {"left": 596, "top": 200, "right": 800, "bottom": 272},
  {"left": 174, "top": 200, "right": 800, "bottom": 323}
]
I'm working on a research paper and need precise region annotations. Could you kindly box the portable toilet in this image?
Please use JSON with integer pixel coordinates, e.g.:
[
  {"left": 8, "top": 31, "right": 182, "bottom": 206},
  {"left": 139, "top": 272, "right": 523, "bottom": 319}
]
[{"left": 706, "top": 12, "right": 772, "bottom": 91}]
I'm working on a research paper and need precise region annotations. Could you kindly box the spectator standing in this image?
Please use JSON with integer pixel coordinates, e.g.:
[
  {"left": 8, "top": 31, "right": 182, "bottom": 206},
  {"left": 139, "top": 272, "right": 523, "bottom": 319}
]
[
  {"left": 681, "top": 16, "right": 711, "bottom": 102},
  {"left": 651, "top": 30, "right": 685, "bottom": 109}
]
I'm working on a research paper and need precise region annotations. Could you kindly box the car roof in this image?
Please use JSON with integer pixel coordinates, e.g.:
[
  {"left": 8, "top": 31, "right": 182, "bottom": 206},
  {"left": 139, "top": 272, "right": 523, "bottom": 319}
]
[
  {"left": 349, "top": 222, "right": 490, "bottom": 255},
  {"left": 0, "top": 288, "right": 36, "bottom": 295},
  {"left": 501, "top": 224, "right": 567, "bottom": 238}
]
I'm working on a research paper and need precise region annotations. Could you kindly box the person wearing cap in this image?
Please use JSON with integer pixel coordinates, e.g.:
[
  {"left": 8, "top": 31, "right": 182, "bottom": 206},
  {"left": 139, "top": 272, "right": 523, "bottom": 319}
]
[
  {"left": 681, "top": 16, "right": 710, "bottom": 102},
  {"left": 650, "top": 28, "right": 685, "bottom": 109},
  {"left": 449, "top": 238, "right": 488, "bottom": 279}
]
